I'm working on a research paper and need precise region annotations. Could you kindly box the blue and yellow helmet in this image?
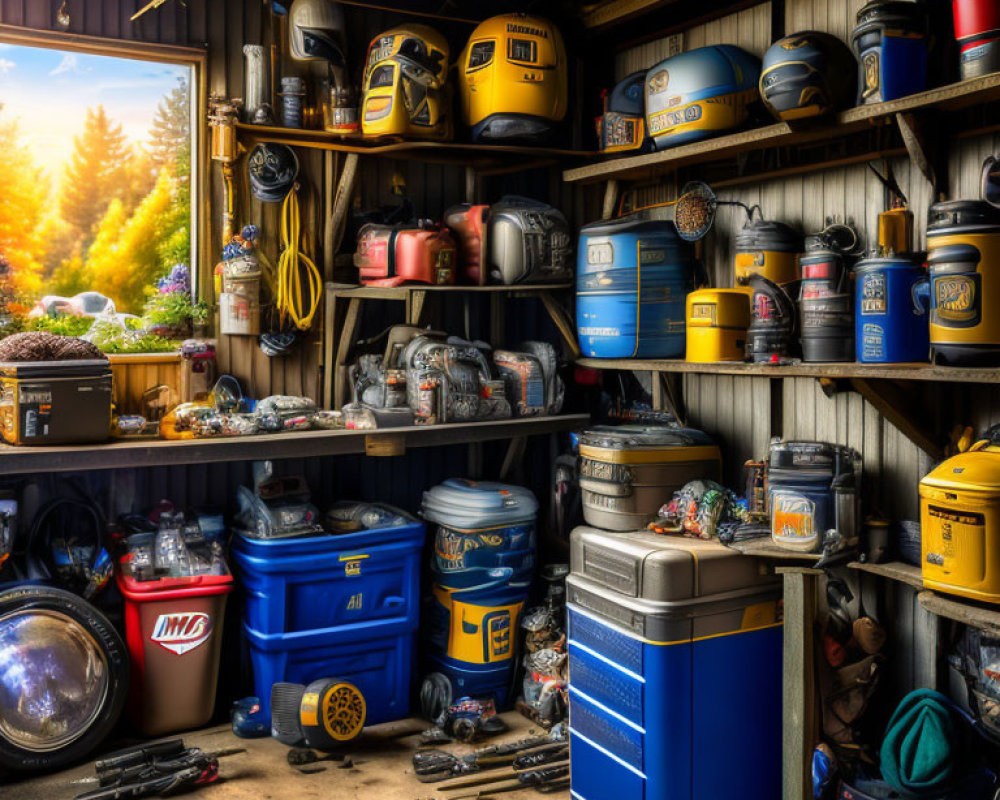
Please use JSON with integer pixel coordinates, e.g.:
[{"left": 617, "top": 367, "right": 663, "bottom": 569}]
[{"left": 760, "top": 31, "right": 857, "bottom": 121}]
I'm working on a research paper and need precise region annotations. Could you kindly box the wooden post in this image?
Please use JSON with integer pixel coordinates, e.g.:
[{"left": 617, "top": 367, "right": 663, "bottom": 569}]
[
  {"left": 601, "top": 179, "right": 619, "bottom": 220},
  {"left": 778, "top": 566, "right": 821, "bottom": 800},
  {"left": 334, "top": 297, "right": 362, "bottom": 410}
]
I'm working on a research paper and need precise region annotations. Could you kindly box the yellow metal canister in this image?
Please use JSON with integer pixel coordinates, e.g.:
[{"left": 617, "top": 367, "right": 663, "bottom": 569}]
[
  {"left": 734, "top": 219, "right": 803, "bottom": 285},
  {"left": 686, "top": 287, "right": 752, "bottom": 362},
  {"left": 920, "top": 440, "right": 1000, "bottom": 603}
]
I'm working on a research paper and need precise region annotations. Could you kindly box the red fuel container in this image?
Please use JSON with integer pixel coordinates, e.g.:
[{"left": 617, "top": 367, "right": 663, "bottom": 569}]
[{"left": 118, "top": 565, "right": 233, "bottom": 736}]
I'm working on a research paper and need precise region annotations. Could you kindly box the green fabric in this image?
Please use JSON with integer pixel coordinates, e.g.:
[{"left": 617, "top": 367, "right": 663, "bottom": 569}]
[{"left": 880, "top": 689, "right": 957, "bottom": 796}]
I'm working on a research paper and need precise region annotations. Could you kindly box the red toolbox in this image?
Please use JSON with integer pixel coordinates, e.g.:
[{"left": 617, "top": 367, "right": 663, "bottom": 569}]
[{"left": 117, "top": 567, "right": 233, "bottom": 736}]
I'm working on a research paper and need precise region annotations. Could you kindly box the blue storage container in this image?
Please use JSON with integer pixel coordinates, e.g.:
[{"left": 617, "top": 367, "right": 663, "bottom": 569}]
[
  {"left": 231, "top": 509, "right": 424, "bottom": 635},
  {"left": 567, "top": 529, "right": 783, "bottom": 800},
  {"left": 244, "top": 618, "right": 415, "bottom": 721},
  {"left": 855, "top": 257, "right": 930, "bottom": 363},
  {"left": 576, "top": 217, "right": 696, "bottom": 358},
  {"left": 851, "top": 0, "right": 928, "bottom": 104}
]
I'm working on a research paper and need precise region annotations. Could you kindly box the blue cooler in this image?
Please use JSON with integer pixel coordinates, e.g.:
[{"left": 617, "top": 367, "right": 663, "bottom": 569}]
[
  {"left": 855, "top": 256, "right": 930, "bottom": 363},
  {"left": 232, "top": 504, "right": 424, "bottom": 719},
  {"left": 567, "top": 528, "right": 783, "bottom": 800},
  {"left": 420, "top": 480, "right": 537, "bottom": 705},
  {"left": 576, "top": 217, "right": 697, "bottom": 358}
]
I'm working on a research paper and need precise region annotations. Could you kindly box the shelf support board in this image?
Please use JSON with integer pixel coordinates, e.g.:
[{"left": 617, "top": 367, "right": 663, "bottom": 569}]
[{"left": 847, "top": 378, "right": 943, "bottom": 460}]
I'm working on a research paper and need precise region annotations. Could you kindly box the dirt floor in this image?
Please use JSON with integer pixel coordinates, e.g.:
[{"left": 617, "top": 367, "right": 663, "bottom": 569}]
[{"left": 2, "top": 712, "right": 568, "bottom": 800}]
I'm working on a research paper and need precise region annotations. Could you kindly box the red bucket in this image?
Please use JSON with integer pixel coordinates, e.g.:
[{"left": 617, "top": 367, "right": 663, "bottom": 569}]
[{"left": 118, "top": 565, "right": 233, "bottom": 736}]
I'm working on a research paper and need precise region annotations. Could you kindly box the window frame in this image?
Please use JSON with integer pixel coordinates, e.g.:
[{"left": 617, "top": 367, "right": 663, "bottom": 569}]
[{"left": 0, "top": 24, "right": 208, "bottom": 306}]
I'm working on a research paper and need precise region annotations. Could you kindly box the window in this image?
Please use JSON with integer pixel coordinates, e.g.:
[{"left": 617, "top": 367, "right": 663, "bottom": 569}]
[
  {"left": 0, "top": 33, "right": 201, "bottom": 342},
  {"left": 507, "top": 38, "right": 537, "bottom": 64},
  {"left": 467, "top": 40, "right": 495, "bottom": 71}
]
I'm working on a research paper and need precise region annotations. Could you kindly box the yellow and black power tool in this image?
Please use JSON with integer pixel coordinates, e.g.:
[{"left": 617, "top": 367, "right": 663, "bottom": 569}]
[{"left": 271, "top": 679, "right": 366, "bottom": 749}]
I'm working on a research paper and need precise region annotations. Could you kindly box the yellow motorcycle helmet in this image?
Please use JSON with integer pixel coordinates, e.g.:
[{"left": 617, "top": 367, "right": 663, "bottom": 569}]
[
  {"left": 458, "top": 13, "right": 567, "bottom": 142},
  {"left": 361, "top": 23, "right": 451, "bottom": 140}
]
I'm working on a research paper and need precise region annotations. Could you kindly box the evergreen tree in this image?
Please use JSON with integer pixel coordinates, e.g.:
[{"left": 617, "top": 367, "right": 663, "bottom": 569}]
[
  {"left": 147, "top": 77, "right": 190, "bottom": 173},
  {"left": 59, "top": 105, "right": 131, "bottom": 240},
  {"left": 0, "top": 118, "right": 49, "bottom": 299}
]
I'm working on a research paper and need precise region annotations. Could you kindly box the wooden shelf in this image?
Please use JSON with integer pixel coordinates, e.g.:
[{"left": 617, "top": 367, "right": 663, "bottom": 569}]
[
  {"left": 726, "top": 539, "right": 822, "bottom": 562},
  {"left": 848, "top": 560, "right": 924, "bottom": 590},
  {"left": 326, "top": 282, "right": 573, "bottom": 299},
  {"left": 236, "top": 123, "right": 593, "bottom": 170},
  {"left": 0, "top": 414, "right": 590, "bottom": 475},
  {"left": 919, "top": 590, "right": 1000, "bottom": 634},
  {"left": 562, "top": 74, "right": 1000, "bottom": 185},
  {"left": 575, "top": 357, "right": 1000, "bottom": 384}
]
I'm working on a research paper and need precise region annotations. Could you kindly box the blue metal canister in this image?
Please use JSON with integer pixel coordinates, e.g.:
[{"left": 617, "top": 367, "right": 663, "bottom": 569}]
[
  {"left": 854, "top": 256, "right": 930, "bottom": 363},
  {"left": 851, "top": 0, "right": 929, "bottom": 104},
  {"left": 576, "top": 216, "right": 697, "bottom": 358}
]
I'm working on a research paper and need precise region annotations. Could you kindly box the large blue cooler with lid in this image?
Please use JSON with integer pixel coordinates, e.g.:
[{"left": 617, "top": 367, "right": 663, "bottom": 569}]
[
  {"left": 576, "top": 217, "right": 697, "bottom": 359},
  {"left": 232, "top": 503, "right": 424, "bottom": 720},
  {"left": 567, "top": 528, "right": 782, "bottom": 800},
  {"left": 855, "top": 256, "right": 930, "bottom": 363},
  {"left": 420, "top": 480, "right": 537, "bottom": 706}
]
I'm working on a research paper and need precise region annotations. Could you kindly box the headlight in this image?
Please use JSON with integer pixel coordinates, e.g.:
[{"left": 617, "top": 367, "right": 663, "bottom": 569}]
[{"left": 0, "top": 609, "right": 109, "bottom": 752}]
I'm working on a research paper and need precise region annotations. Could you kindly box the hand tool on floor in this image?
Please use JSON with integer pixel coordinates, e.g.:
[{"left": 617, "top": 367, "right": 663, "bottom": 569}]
[
  {"left": 439, "top": 763, "right": 571, "bottom": 800},
  {"left": 413, "top": 733, "right": 567, "bottom": 782},
  {"left": 76, "top": 740, "right": 245, "bottom": 800},
  {"left": 434, "top": 752, "right": 569, "bottom": 791}
]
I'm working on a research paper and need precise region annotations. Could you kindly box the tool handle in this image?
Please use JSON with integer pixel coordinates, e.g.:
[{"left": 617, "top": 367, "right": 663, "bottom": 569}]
[{"left": 96, "top": 740, "right": 187, "bottom": 781}]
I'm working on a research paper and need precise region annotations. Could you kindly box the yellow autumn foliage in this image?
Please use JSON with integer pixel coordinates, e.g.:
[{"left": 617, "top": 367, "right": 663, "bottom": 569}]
[{"left": 0, "top": 120, "right": 48, "bottom": 299}]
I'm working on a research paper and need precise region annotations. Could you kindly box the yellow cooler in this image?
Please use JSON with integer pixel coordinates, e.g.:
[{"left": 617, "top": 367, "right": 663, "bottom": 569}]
[
  {"left": 686, "top": 288, "right": 752, "bottom": 362},
  {"left": 920, "top": 439, "right": 1000, "bottom": 603}
]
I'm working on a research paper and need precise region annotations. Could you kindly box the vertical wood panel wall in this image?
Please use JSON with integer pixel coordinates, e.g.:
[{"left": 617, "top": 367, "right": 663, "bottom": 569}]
[{"left": 613, "top": 0, "right": 998, "bottom": 522}]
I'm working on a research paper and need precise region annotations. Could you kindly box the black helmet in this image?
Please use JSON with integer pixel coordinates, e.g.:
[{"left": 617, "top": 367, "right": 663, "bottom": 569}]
[
  {"left": 760, "top": 31, "right": 857, "bottom": 121},
  {"left": 247, "top": 143, "right": 299, "bottom": 202}
]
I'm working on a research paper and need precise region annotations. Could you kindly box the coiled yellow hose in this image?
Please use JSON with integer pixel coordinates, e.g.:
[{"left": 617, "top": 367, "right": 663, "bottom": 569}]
[{"left": 276, "top": 187, "right": 322, "bottom": 330}]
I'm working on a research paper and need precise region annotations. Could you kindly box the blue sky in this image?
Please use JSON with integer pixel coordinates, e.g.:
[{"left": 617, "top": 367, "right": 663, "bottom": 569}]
[{"left": 0, "top": 42, "right": 190, "bottom": 189}]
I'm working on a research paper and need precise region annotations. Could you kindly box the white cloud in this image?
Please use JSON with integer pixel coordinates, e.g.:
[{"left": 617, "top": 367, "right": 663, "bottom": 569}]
[
  {"left": 0, "top": 58, "right": 15, "bottom": 76},
  {"left": 50, "top": 53, "right": 81, "bottom": 76}
]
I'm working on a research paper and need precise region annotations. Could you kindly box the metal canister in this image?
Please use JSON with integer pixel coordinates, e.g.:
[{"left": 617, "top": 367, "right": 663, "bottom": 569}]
[
  {"left": 745, "top": 274, "right": 798, "bottom": 363},
  {"left": 735, "top": 218, "right": 803, "bottom": 286},
  {"left": 926, "top": 200, "right": 1000, "bottom": 366},
  {"left": 854, "top": 256, "right": 929, "bottom": 363},
  {"left": 954, "top": 0, "right": 1000, "bottom": 79},
  {"left": 852, "top": 0, "right": 928, "bottom": 104},
  {"left": 799, "top": 248, "right": 853, "bottom": 362}
]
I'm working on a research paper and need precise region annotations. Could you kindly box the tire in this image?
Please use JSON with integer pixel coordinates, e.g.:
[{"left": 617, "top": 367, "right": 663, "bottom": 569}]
[{"left": 0, "top": 585, "right": 128, "bottom": 772}]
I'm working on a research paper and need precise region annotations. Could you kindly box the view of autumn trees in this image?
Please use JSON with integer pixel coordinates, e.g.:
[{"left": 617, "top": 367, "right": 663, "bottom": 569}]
[{"left": 0, "top": 75, "right": 191, "bottom": 313}]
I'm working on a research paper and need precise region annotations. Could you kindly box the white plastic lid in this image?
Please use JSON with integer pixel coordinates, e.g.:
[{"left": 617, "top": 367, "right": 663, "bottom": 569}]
[{"left": 421, "top": 478, "right": 539, "bottom": 530}]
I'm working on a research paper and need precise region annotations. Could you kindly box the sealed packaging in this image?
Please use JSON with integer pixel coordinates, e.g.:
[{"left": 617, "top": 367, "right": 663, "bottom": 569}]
[
  {"left": 0, "top": 359, "right": 112, "bottom": 445},
  {"left": 734, "top": 218, "right": 803, "bottom": 286},
  {"left": 567, "top": 529, "right": 782, "bottom": 800},
  {"left": 852, "top": 0, "right": 928, "bottom": 104},
  {"left": 597, "top": 71, "right": 649, "bottom": 154},
  {"left": 578, "top": 426, "right": 721, "bottom": 531},
  {"left": 645, "top": 45, "right": 761, "bottom": 149},
  {"left": 457, "top": 14, "right": 567, "bottom": 143},
  {"left": 355, "top": 222, "right": 457, "bottom": 287},
  {"left": 927, "top": 200, "right": 1000, "bottom": 366},
  {"left": 685, "top": 288, "right": 752, "bottom": 363},
  {"left": 920, "top": 435, "right": 1000, "bottom": 603},
  {"left": 854, "top": 256, "right": 930, "bottom": 363},
  {"left": 487, "top": 197, "right": 573, "bottom": 285},
  {"left": 768, "top": 441, "right": 861, "bottom": 553},
  {"left": 117, "top": 566, "right": 232, "bottom": 736},
  {"left": 577, "top": 216, "right": 697, "bottom": 358}
]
